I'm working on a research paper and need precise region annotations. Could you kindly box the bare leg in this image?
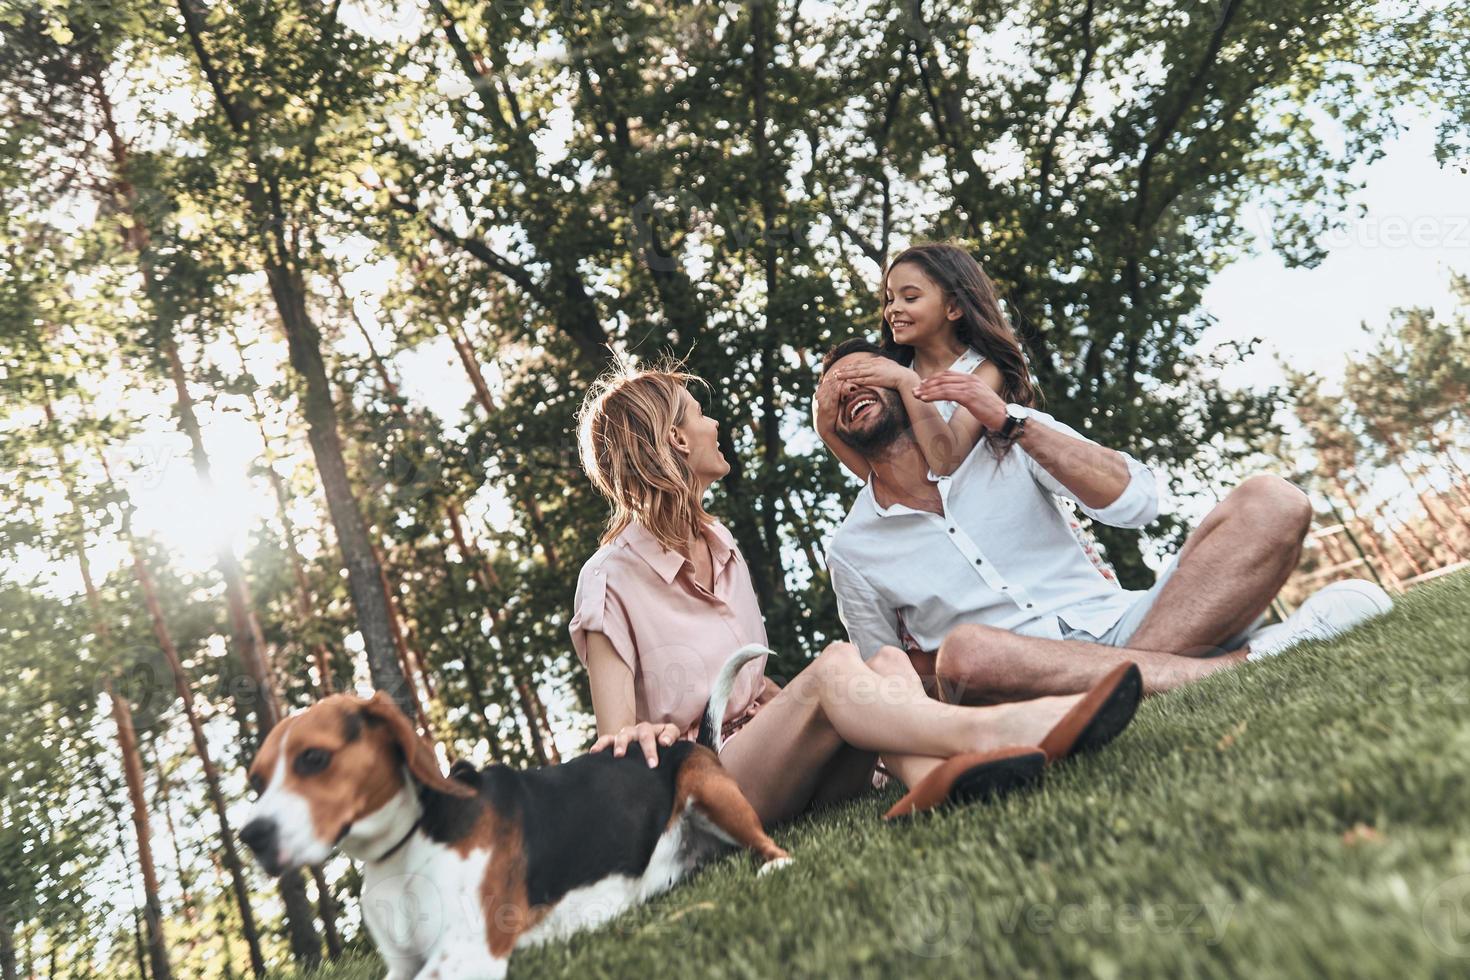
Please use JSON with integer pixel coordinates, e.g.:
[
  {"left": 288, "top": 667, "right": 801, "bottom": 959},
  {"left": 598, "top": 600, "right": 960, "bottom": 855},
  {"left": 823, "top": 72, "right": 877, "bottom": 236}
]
[
  {"left": 719, "top": 642, "right": 1080, "bottom": 825},
  {"left": 804, "top": 743, "right": 881, "bottom": 811},
  {"left": 936, "top": 623, "right": 1247, "bottom": 702},
  {"left": 1128, "top": 475, "right": 1312, "bottom": 656},
  {"left": 864, "top": 646, "right": 947, "bottom": 789}
]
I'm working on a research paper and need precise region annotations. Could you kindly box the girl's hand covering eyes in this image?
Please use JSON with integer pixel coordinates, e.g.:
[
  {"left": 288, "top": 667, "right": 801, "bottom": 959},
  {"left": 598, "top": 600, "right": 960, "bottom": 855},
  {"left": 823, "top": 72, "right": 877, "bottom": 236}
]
[{"left": 830, "top": 358, "right": 918, "bottom": 392}]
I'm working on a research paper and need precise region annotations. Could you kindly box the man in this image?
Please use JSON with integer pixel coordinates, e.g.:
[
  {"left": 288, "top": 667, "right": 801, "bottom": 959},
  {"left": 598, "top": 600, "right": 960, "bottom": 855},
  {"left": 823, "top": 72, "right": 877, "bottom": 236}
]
[{"left": 819, "top": 339, "right": 1393, "bottom": 702}]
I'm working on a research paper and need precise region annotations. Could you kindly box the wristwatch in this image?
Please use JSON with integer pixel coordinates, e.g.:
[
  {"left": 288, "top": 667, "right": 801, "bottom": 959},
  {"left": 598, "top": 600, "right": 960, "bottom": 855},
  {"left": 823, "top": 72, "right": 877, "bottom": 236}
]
[{"left": 998, "top": 403, "right": 1029, "bottom": 440}]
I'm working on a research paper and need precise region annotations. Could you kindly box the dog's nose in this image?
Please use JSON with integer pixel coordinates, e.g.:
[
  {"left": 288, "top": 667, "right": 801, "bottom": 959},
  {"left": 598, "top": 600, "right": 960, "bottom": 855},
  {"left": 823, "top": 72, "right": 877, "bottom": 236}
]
[{"left": 239, "top": 818, "right": 277, "bottom": 856}]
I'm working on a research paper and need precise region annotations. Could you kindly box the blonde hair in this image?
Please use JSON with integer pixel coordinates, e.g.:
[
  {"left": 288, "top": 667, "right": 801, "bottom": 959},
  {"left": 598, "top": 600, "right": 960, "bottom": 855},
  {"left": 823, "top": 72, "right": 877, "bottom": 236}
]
[{"left": 577, "top": 358, "right": 712, "bottom": 554}]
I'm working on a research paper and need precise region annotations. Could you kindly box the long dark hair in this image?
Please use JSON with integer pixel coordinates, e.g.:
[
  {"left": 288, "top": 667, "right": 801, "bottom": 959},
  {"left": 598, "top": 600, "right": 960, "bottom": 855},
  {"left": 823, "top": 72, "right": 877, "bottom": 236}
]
[{"left": 880, "top": 242, "right": 1038, "bottom": 409}]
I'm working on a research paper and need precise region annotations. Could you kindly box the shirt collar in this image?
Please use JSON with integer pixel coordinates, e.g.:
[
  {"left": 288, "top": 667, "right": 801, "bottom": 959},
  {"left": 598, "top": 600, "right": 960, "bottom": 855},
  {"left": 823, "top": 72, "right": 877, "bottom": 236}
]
[
  {"left": 861, "top": 470, "right": 947, "bottom": 520},
  {"left": 622, "top": 520, "right": 734, "bottom": 584}
]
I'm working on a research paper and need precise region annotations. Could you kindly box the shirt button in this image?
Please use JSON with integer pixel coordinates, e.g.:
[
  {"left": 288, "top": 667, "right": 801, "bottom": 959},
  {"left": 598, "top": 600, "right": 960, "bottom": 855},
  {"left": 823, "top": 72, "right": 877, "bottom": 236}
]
[
  {"left": 948, "top": 527, "right": 956, "bottom": 534},
  {"left": 1026, "top": 603, "right": 1034, "bottom": 609},
  {"left": 974, "top": 559, "right": 983, "bottom": 565}
]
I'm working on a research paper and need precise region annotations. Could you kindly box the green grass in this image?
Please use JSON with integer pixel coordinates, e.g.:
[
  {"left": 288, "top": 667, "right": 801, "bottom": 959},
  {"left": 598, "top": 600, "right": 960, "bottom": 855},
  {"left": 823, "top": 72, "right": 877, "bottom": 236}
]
[{"left": 288, "top": 572, "right": 1470, "bottom": 979}]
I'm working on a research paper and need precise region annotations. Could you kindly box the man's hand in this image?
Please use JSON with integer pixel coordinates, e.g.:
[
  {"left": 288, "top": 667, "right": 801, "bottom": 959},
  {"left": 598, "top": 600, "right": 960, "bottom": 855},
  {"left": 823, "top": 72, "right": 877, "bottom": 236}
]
[
  {"left": 589, "top": 722, "right": 681, "bottom": 767},
  {"left": 915, "top": 371, "right": 1007, "bottom": 430},
  {"left": 814, "top": 367, "right": 844, "bottom": 435}
]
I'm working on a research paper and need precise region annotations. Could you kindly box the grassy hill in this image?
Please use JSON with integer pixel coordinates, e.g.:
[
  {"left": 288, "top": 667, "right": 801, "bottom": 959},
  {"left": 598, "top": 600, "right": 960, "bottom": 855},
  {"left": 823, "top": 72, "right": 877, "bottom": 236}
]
[{"left": 281, "top": 571, "right": 1470, "bottom": 979}]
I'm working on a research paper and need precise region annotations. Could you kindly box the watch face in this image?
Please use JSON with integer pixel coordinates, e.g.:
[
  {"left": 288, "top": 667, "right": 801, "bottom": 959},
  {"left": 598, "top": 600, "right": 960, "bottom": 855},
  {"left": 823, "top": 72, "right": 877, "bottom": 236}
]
[{"left": 1006, "top": 403, "right": 1028, "bottom": 422}]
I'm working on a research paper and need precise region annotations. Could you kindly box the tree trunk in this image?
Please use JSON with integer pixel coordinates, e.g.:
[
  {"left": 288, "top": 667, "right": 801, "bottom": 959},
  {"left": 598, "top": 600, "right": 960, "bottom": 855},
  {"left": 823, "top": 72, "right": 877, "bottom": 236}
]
[
  {"left": 1326, "top": 487, "right": 1399, "bottom": 591},
  {"left": 148, "top": 742, "right": 196, "bottom": 928},
  {"left": 436, "top": 539, "right": 502, "bottom": 756},
  {"left": 92, "top": 59, "right": 287, "bottom": 733},
  {"left": 104, "top": 679, "right": 174, "bottom": 980},
  {"left": 93, "top": 57, "right": 334, "bottom": 960},
  {"left": 1392, "top": 456, "right": 1466, "bottom": 560},
  {"left": 126, "top": 540, "right": 269, "bottom": 977},
  {"left": 309, "top": 866, "right": 344, "bottom": 961},
  {"left": 228, "top": 322, "right": 340, "bottom": 696},
  {"left": 269, "top": 264, "right": 414, "bottom": 716},
  {"left": 93, "top": 61, "right": 332, "bottom": 964},
  {"left": 161, "top": 335, "right": 286, "bottom": 723},
  {"left": 0, "top": 908, "right": 16, "bottom": 980},
  {"left": 1317, "top": 529, "right": 1347, "bottom": 568},
  {"left": 95, "top": 776, "right": 151, "bottom": 980},
  {"left": 1354, "top": 471, "right": 1435, "bottom": 572},
  {"left": 278, "top": 867, "right": 323, "bottom": 971},
  {"left": 1439, "top": 449, "right": 1470, "bottom": 513},
  {"left": 174, "top": 0, "right": 412, "bottom": 719},
  {"left": 329, "top": 264, "right": 403, "bottom": 404},
  {"left": 441, "top": 353, "right": 559, "bottom": 763},
  {"left": 367, "top": 537, "right": 436, "bottom": 737},
  {"left": 751, "top": 0, "right": 790, "bottom": 608},
  {"left": 1414, "top": 459, "right": 1470, "bottom": 542}
]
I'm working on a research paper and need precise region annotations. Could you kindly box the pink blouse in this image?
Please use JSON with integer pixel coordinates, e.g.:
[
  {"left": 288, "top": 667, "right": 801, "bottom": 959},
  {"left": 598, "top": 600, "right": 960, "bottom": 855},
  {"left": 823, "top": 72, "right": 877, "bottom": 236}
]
[{"left": 569, "top": 520, "right": 769, "bottom": 736}]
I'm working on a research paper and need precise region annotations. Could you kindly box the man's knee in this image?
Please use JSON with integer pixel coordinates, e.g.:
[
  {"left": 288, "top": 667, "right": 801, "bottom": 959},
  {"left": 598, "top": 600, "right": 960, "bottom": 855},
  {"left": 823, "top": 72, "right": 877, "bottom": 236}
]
[{"left": 1230, "top": 474, "right": 1313, "bottom": 537}]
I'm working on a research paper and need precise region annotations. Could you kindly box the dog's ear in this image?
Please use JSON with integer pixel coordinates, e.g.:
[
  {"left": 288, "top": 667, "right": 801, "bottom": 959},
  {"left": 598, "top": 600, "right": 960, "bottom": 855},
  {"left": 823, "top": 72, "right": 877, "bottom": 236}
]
[
  {"left": 357, "top": 692, "right": 474, "bottom": 798},
  {"left": 448, "top": 759, "right": 480, "bottom": 784}
]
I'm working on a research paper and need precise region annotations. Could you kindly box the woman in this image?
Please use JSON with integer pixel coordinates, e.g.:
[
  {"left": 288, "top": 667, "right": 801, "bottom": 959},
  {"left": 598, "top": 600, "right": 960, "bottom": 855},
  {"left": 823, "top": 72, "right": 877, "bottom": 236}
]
[{"left": 570, "top": 362, "right": 1138, "bottom": 825}]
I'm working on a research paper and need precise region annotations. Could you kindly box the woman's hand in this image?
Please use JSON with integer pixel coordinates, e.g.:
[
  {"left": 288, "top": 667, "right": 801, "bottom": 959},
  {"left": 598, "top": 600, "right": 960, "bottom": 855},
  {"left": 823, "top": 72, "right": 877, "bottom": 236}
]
[
  {"left": 589, "top": 721, "right": 682, "bottom": 767},
  {"left": 915, "top": 371, "right": 1008, "bottom": 430},
  {"left": 830, "top": 357, "right": 919, "bottom": 393}
]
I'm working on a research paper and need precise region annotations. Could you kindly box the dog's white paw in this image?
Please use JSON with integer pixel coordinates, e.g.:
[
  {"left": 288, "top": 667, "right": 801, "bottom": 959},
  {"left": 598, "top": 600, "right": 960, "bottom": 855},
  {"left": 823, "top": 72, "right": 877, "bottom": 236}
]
[{"left": 758, "top": 856, "right": 793, "bottom": 877}]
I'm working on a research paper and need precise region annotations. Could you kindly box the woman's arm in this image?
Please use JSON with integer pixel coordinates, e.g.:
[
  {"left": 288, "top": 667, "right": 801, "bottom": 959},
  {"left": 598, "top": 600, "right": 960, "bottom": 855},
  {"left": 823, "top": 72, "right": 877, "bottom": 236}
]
[
  {"left": 586, "top": 630, "right": 638, "bottom": 737},
  {"left": 585, "top": 631, "right": 680, "bottom": 766}
]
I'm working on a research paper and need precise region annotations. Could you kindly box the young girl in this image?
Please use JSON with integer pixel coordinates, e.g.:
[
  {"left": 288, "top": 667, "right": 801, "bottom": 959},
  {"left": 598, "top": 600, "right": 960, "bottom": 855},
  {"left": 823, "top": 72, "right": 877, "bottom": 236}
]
[
  {"left": 817, "top": 242, "right": 1037, "bottom": 478},
  {"left": 817, "top": 241, "right": 1118, "bottom": 583}
]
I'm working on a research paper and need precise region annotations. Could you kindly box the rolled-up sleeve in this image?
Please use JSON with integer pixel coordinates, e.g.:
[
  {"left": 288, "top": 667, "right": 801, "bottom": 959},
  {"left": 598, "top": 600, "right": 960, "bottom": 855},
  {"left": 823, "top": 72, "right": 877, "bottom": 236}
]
[
  {"left": 569, "top": 558, "right": 637, "bottom": 670},
  {"left": 1024, "top": 412, "right": 1160, "bottom": 529},
  {"left": 827, "top": 549, "right": 902, "bottom": 660}
]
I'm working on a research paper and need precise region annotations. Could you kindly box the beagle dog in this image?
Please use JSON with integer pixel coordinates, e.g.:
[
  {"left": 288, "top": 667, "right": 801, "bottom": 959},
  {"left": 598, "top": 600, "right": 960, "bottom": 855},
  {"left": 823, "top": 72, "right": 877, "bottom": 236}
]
[{"left": 238, "top": 645, "right": 790, "bottom": 979}]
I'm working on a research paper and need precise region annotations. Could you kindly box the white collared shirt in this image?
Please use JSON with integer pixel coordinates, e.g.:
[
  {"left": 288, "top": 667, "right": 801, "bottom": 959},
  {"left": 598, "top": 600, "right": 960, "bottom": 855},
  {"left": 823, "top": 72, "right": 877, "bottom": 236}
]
[{"left": 825, "top": 408, "right": 1159, "bottom": 659}]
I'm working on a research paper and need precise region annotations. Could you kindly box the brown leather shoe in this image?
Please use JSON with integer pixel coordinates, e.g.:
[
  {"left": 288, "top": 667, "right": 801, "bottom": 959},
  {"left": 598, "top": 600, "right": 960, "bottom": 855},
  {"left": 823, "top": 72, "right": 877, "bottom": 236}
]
[
  {"left": 1039, "top": 662, "right": 1142, "bottom": 764},
  {"left": 882, "top": 747, "right": 1046, "bottom": 821}
]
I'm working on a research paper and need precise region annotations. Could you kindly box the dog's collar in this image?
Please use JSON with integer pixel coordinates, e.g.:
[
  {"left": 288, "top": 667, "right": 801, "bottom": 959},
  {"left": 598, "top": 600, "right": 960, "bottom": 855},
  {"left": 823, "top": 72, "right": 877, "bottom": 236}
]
[{"left": 373, "top": 818, "right": 421, "bottom": 863}]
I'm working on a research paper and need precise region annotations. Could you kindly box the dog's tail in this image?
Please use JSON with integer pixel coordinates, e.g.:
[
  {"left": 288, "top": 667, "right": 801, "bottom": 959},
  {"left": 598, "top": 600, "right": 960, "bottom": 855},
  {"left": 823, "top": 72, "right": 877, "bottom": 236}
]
[{"left": 695, "top": 644, "right": 771, "bottom": 753}]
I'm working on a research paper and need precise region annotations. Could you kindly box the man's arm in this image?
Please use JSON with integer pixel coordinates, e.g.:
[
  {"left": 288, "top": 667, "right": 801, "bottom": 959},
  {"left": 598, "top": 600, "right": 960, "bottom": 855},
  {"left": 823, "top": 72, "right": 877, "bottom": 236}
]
[
  {"left": 1016, "top": 414, "right": 1159, "bottom": 528},
  {"left": 916, "top": 372, "right": 1158, "bottom": 527},
  {"left": 1014, "top": 417, "right": 1131, "bottom": 508}
]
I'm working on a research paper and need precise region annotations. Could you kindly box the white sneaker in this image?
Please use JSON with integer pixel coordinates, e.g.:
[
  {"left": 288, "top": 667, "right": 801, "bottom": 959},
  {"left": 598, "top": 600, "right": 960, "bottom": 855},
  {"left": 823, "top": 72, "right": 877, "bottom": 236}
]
[{"left": 1245, "top": 580, "right": 1393, "bottom": 661}]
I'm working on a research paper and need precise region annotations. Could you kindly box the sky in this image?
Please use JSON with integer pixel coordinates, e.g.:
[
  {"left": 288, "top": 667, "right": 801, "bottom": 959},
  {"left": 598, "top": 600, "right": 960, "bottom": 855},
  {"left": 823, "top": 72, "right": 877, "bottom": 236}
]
[{"left": 1199, "top": 116, "right": 1470, "bottom": 393}]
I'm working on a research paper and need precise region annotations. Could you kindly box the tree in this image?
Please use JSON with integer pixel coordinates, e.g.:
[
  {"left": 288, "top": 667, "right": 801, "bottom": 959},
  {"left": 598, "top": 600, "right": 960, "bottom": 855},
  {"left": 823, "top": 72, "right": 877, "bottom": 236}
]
[{"left": 170, "top": 0, "right": 416, "bottom": 717}]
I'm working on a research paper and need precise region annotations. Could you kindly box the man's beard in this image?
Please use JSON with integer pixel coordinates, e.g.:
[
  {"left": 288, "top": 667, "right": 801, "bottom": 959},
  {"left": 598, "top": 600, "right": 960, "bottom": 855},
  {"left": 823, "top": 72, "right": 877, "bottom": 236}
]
[{"left": 835, "top": 389, "right": 909, "bottom": 456}]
